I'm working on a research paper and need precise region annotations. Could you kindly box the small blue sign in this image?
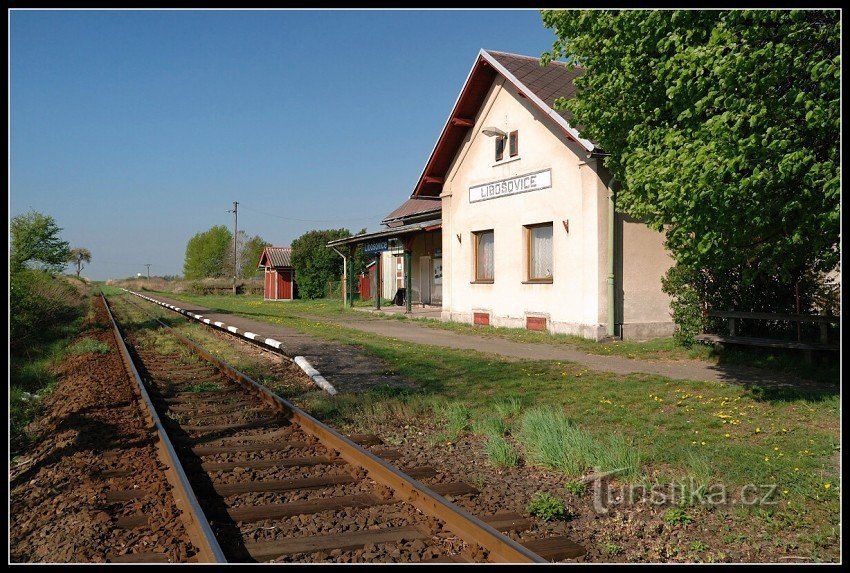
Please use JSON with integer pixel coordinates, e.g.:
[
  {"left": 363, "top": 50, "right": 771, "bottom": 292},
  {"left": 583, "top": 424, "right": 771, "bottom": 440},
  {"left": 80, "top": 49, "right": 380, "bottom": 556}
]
[{"left": 364, "top": 240, "right": 389, "bottom": 254}]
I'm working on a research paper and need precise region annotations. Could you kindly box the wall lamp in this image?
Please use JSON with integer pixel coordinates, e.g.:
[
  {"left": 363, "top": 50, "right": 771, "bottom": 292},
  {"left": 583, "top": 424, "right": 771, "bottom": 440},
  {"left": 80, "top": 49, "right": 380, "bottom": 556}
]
[{"left": 481, "top": 127, "right": 506, "bottom": 138}]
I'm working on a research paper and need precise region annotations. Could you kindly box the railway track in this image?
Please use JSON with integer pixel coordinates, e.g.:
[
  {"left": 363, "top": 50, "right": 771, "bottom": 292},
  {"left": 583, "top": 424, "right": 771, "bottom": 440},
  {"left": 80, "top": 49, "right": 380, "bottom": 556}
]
[{"left": 102, "top": 291, "right": 586, "bottom": 563}]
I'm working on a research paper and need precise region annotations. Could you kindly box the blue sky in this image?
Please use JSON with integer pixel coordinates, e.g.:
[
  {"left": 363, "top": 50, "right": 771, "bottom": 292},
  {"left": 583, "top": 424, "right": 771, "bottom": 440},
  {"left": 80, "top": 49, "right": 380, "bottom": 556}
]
[{"left": 10, "top": 9, "right": 561, "bottom": 280}]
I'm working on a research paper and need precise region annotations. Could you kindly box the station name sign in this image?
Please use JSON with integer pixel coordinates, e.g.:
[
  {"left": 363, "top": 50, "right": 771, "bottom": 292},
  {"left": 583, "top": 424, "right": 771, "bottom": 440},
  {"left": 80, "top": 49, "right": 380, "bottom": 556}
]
[
  {"left": 469, "top": 169, "right": 552, "bottom": 203},
  {"left": 363, "top": 240, "right": 390, "bottom": 254}
]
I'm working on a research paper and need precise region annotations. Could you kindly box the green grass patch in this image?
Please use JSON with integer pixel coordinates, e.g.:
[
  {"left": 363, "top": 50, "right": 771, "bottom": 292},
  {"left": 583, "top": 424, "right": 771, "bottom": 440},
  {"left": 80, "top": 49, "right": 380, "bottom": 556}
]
[
  {"left": 516, "top": 406, "right": 641, "bottom": 479},
  {"left": 67, "top": 337, "right": 111, "bottom": 355},
  {"left": 484, "top": 435, "right": 520, "bottom": 468},
  {"left": 184, "top": 381, "right": 221, "bottom": 393},
  {"left": 434, "top": 401, "right": 470, "bottom": 441},
  {"left": 471, "top": 415, "right": 508, "bottom": 437}
]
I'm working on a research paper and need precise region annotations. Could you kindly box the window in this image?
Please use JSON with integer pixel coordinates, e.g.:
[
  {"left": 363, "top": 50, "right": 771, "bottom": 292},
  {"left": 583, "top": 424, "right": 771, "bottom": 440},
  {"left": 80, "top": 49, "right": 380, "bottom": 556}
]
[
  {"left": 473, "top": 230, "right": 494, "bottom": 282},
  {"left": 495, "top": 135, "right": 505, "bottom": 162},
  {"left": 495, "top": 131, "right": 518, "bottom": 162},
  {"left": 526, "top": 223, "right": 553, "bottom": 282}
]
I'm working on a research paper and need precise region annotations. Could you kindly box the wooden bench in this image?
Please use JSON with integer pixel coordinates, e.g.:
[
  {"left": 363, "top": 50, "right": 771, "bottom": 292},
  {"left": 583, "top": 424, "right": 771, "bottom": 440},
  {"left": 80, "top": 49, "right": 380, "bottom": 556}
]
[{"left": 695, "top": 311, "right": 839, "bottom": 364}]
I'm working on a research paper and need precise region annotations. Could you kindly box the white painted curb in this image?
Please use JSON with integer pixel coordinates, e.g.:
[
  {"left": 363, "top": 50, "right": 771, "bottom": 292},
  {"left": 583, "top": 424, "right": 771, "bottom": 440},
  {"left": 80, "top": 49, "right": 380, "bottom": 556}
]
[
  {"left": 120, "top": 288, "right": 338, "bottom": 395},
  {"left": 293, "top": 356, "right": 338, "bottom": 396}
]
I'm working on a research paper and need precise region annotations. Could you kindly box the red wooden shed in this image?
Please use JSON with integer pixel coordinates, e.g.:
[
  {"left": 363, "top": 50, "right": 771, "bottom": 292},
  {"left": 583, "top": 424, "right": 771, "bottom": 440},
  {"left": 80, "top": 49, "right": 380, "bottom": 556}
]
[{"left": 258, "top": 246, "right": 295, "bottom": 301}]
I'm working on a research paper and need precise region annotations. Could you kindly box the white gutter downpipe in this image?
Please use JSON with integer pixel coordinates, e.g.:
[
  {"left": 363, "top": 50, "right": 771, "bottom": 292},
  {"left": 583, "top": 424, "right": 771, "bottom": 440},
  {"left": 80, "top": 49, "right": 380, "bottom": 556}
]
[
  {"left": 331, "top": 246, "right": 347, "bottom": 306},
  {"left": 607, "top": 177, "right": 617, "bottom": 339}
]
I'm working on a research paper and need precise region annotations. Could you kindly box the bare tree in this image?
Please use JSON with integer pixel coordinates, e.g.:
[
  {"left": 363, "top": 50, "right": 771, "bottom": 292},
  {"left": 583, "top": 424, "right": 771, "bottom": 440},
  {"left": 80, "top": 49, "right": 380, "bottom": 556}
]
[{"left": 68, "top": 247, "right": 92, "bottom": 278}]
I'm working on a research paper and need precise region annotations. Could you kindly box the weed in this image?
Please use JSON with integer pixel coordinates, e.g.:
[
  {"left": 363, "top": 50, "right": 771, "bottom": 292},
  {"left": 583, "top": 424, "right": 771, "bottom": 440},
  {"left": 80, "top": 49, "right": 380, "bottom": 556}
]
[
  {"left": 603, "top": 542, "right": 623, "bottom": 556},
  {"left": 67, "top": 337, "right": 110, "bottom": 355},
  {"left": 690, "top": 540, "right": 709, "bottom": 552},
  {"left": 165, "top": 411, "right": 187, "bottom": 425},
  {"left": 564, "top": 480, "right": 588, "bottom": 496},
  {"left": 526, "top": 491, "right": 569, "bottom": 521},
  {"left": 485, "top": 435, "right": 520, "bottom": 468},
  {"left": 663, "top": 507, "right": 693, "bottom": 526},
  {"left": 184, "top": 381, "right": 221, "bottom": 393}
]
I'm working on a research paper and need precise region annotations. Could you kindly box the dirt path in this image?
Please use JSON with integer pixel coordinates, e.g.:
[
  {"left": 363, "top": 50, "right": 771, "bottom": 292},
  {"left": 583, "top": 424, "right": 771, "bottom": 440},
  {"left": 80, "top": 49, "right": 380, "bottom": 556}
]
[{"left": 142, "top": 294, "right": 834, "bottom": 392}]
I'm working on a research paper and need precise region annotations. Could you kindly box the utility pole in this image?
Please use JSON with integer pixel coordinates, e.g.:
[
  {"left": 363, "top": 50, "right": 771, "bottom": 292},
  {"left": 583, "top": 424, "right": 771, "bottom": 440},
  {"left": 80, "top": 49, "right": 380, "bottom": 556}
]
[
  {"left": 227, "top": 201, "right": 239, "bottom": 295},
  {"left": 144, "top": 264, "right": 151, "bottom": 280}
]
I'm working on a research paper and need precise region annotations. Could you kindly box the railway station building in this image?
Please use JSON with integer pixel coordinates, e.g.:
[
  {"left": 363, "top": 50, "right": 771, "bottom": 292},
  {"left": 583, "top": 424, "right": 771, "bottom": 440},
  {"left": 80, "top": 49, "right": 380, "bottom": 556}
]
[{"left": 329, "top": 49, "right": 675, "bottom": 340}]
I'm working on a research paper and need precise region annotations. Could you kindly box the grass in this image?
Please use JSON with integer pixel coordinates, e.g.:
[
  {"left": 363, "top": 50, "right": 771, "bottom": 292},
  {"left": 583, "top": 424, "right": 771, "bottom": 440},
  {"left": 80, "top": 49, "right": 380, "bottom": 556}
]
[
  {"left": 10, "top": 305, "right": 89, "bottom": 455},
  {"left": 184, "top": 381, "right": 221, "bottom": 393},
  {"left": 112, "top": 290, "right": 840, "bottom": 558},
  {"left": 66, "top": 337, "right": 110, "bottom": 355},
  {"left": 516, "top": 406, "right": 642, "bottom": 479},
  {"left": 147, "top": 290, "right": 838, "bottom": 384},
  {"left": 484, "top": 435, "right": 520, "bottom": 468},
  {"left": 471, "top": 415, "right": 508, "bottom": 437}
]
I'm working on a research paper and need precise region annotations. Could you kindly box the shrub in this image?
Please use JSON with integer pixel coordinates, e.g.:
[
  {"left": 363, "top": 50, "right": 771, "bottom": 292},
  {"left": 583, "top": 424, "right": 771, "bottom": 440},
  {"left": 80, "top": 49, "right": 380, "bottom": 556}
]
[
  {"left": 10, "top": 269, "right": 83, "bottom": 354},
  {"left": 526, "top": 492, "right": 568, "bottom": 521},
  {"left": 661, "top": 264, "right": 706, "bottom": 347}
]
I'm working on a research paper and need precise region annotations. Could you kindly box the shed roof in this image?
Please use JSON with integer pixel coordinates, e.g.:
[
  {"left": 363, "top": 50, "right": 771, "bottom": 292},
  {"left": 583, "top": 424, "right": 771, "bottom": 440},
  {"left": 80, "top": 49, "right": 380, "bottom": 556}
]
[
  {"left": 258, "top": 246, "right": 292, "bottom": 269},
  {"left": 382, "top": 198, "right": 442, "bottom": 227}
]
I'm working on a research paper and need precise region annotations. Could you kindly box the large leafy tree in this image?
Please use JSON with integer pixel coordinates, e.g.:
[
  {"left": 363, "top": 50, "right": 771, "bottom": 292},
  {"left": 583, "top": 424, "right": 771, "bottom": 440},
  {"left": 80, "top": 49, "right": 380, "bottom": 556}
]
[
  {"left": 10, "top": 210, "right": 71, "bottom": 274},
  {"left": 183, "top": 225, "right": 233, "bottom": 279},
  {"left": 290, "top": 229, "right": 353, "bottom": 299},
  {"left": 67, "top": 247, "right": 92, "bottom": 278},
  {"left": 541, "top": 10, "right": 839, "bottom": 281}
]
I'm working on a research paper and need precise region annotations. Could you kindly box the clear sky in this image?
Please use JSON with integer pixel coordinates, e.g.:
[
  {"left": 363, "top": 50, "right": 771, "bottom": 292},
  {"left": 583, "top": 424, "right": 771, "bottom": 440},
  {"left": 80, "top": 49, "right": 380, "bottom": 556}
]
[{"left": 10, "top": 9, "right": 562, "bottom": 280}]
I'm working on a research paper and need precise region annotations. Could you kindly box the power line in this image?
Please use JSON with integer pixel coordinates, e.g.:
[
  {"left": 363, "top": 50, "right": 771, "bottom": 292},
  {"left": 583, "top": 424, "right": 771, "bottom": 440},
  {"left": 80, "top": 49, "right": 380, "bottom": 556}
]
[{"left": 240, "top": 204, "right": 386, "bottom": 223}]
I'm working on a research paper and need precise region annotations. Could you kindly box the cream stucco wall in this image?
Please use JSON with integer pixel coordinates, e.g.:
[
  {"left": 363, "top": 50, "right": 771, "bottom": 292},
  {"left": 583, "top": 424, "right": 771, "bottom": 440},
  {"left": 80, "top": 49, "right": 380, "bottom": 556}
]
[{"left": 438, "top": 77, "right": 673, "bottom": 339}]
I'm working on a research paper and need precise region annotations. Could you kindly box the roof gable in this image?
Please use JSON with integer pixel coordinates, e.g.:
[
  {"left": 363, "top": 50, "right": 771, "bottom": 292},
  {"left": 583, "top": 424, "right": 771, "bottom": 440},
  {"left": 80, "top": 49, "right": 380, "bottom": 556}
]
[
  {"left": 258, "top": 246, "right": 292, "bottom": 268},
  {"left": 412, "top": 49, "right": 594, "bottom": 198}
]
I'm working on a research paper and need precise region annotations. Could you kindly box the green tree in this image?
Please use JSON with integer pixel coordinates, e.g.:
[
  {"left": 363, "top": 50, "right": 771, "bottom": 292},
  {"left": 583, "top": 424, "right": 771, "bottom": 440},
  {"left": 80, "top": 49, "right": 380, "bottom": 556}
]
[
  {"left": 10, "top": 210, "right": 71, "bottom": 274},
  {"left": 223, "top": 231, "right": 270, "bottom": 279},
  {"left": 290, "top": 229, "right": 352, "bottom": 299},
  {"left": 67, "top": 247, "right": 92, "bottom": 278},
  {"left": 542, "top": 10, "right": 839, "bottom": 339},
  {"left": 183, "top": 225, "right": 232, "bottom": 279}
]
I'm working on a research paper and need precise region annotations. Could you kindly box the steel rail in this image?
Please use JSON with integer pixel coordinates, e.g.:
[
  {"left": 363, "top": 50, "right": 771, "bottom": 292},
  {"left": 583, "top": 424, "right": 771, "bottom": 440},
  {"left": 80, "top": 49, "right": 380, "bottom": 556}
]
[
  {"left": 121, "top": 291, "right": 548, "bottom": 563},
  {"left": 100, "top": 292, "right": 227, "bottom": 564}
]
